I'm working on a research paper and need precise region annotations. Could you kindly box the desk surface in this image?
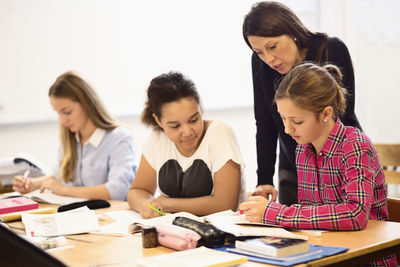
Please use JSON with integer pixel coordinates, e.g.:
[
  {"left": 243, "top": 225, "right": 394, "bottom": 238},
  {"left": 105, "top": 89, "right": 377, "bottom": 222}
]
[{"left": 6, "top": 201, "right": 400, "bottom": 267}]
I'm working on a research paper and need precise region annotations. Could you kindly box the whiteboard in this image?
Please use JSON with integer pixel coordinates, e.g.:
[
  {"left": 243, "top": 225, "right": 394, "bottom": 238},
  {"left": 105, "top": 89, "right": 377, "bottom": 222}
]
[{"left": 0, "top": 0, "right": 317, "bottom": 125}]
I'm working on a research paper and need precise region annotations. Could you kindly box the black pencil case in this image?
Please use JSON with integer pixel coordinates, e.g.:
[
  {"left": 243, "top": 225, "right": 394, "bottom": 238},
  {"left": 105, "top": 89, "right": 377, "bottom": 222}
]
[
  {"left": 172, "top": 216, "right": 225, "bottom": 248},
  {"left": 57, "top": 200, "right": 110, "bottom": 212}
]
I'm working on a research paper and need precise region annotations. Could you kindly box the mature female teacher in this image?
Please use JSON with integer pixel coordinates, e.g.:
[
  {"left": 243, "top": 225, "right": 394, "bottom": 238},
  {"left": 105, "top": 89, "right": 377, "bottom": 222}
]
[{"left": 242, "top": 1, "right": 361, "bottom": 205}]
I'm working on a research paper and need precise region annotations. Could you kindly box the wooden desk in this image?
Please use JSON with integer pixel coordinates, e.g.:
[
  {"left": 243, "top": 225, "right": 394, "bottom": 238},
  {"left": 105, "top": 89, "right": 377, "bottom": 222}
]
[
  {"left": 6, "top": 201, "right": 400, "bottom": 266},
  {"left": 47, "top": 219, "right": 400, "bottom": 267},
  {"left": 298, "top": 220, "right": 400, "bottom": 266}
]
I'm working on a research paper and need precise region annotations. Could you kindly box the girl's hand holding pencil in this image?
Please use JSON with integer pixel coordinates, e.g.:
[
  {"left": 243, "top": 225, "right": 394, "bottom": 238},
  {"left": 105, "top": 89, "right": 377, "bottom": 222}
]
[
  {"left": 12, "top": 170, "right": 33, "bottom": 194},
  {"left": 140, "top": 199, "right": 165, "bottom": 219},
  {"left": 147, "top": 203, "right": 166, "bottom": 216}
]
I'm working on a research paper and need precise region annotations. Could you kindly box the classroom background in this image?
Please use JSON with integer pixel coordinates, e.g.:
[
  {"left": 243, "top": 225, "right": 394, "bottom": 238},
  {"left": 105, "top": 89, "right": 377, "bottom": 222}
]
[{"left": 1, "top": 0, "right": 399, "bottom": 194}]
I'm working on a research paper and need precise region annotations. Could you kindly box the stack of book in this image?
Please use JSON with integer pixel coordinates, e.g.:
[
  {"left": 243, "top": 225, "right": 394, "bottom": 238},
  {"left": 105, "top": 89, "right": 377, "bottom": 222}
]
[
  {"left": 234, "top": 236, "right": 309, "bottom": 258},
  {"left": 0, "top": 196, "right": 57, "bottom": 222}
]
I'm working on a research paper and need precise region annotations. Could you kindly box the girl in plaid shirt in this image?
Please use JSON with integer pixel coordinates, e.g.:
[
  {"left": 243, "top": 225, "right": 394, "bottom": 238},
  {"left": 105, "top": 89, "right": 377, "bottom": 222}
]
[{"left": 239, "top": 62, "right": 396, "bottom": 266}]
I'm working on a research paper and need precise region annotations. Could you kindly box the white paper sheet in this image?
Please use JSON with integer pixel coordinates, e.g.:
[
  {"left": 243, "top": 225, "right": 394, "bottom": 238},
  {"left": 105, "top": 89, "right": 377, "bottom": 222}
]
[{"left": 22, "top": 206, "right": 99, "bottom": 237}]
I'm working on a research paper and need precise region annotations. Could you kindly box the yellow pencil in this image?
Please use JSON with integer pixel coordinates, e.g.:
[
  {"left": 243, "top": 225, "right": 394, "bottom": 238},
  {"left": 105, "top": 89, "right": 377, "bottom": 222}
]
[{"left": 147, "top": 203, "right": 166, "bottom": 216}]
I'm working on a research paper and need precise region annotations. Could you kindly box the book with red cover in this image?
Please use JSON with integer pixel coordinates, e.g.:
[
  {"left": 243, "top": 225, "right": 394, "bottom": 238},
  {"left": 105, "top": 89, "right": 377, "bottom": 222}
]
[{"left": 0, "top": 197, "right": 39, "bottom": 214}]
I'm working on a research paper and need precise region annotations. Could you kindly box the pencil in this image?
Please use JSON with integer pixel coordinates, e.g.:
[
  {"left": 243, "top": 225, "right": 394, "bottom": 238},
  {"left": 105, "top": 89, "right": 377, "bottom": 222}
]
[
  {"left": 23, "top": 170, "right": 30, "bottom": 190},
  {"left": 147, "top": 203, "right": 166, "bottom": 216}
]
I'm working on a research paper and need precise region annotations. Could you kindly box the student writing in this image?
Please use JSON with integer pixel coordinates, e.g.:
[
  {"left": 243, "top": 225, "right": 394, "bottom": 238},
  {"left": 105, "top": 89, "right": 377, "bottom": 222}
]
[
  {"left": 239, "top": 63, "right": 396, "bottom": 266},
  {"left": 242, "top": 1, "right": 362, "bottom": 205},
  {"left": 127, "top": 72, "right": 246, "bottom": 218},
  {"left": 13, "top": 71, "right": 137, "bottom": 201}
]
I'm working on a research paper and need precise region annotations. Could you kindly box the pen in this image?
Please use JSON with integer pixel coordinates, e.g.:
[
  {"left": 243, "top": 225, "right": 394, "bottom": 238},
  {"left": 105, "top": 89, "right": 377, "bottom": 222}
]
[
  {"left": 147, "top": 203, "right": 166, "bottom": 216},
  {"left": 234, "top": 210, "right": 244, "bottom": 215},
  {"left": 23, "top": 170, "right": 30, "bottom": 189}
]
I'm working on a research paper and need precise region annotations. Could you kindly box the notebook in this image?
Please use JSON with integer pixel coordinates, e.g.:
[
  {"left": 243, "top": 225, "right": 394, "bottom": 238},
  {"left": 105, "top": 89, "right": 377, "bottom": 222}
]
[
  {"left": 0, "top": 196, "right": 39, "bottom": 214},
  {"left": 3, "top": 190, "right": 87, "bottom": 205}
]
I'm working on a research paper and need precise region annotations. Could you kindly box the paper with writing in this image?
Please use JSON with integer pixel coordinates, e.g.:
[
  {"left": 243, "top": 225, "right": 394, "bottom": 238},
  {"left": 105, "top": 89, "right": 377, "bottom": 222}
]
[{"left": 22, "top": 206, "right": 99, "bottom": 237}]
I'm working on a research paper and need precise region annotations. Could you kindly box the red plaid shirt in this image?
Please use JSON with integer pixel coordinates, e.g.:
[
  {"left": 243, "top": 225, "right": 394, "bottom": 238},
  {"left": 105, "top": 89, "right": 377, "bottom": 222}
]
[{"left": 262, "top": 119, "right": 395, "bottom": 266}]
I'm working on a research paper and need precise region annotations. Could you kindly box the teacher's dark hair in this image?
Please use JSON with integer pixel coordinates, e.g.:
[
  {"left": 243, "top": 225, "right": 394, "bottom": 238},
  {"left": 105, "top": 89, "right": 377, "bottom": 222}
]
[{"left": 243, "top": 1, "right": 328, "bottom": 63}]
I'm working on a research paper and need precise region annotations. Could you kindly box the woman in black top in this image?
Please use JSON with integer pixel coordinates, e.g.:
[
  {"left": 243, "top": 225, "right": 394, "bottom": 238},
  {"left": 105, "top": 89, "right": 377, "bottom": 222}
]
[{"left": 243, "top": 1, "right": 361, "bottom": 205}]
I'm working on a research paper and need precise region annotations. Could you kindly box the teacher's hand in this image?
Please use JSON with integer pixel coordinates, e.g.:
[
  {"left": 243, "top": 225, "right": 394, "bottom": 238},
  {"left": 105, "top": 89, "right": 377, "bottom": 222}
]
[{"left": 252, "top": 184, "right": 278, "bottom": 201}]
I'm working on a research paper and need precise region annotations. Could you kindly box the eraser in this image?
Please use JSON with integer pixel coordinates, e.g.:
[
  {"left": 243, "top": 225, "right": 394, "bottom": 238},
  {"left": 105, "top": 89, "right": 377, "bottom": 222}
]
[{"left": 314, "top": 231, "right": 322, "bottom": 237}]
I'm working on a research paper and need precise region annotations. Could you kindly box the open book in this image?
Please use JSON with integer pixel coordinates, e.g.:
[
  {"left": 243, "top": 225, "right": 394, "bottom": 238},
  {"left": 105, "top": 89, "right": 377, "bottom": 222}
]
[
  {"left": 3, "top": 190, "right": 87, "bottom": 205},
  {"left": 204, "top": 210, "right": 307, "bottom": 240},
  {"left": 95, "top": 209, "right": 306, "bottom": 241},
  {"left": 93, "top": 210, "right": 202, "bottom": 236}
]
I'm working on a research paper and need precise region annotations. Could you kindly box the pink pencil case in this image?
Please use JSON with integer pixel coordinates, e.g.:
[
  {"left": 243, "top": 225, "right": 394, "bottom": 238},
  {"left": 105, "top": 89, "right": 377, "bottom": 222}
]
[{"left": 155, "top": 222, "right": 201, "bottom": 251}]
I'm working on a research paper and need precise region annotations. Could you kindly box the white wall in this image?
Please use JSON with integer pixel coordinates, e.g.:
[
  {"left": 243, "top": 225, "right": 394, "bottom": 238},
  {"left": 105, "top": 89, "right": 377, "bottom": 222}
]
[
  {"left": 347, "top": 0, "right": 400, "bottom": 142},
  {"left": 1, "top": 0, "right": 398, "bottom": 141},
  {"left": 319, "top": 0, "right": 400, "bottom": 142},
  {"left": 0, "top": 0, "right": 248, "bottom": 124},
  {"left": 0, "top": 0, "right": 399, "bottom": 192},
  {"left": 0, "top": 0, "right": 318, "bottom": 125},
  {"left": 0, "top": 0, "right": 317, "bottom": 193}
]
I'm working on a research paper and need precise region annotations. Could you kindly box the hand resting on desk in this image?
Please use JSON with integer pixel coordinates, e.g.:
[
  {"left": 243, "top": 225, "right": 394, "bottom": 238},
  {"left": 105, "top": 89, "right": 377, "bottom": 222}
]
[{"left": 239, "top": 196, "right": 270, "bottom": 223}]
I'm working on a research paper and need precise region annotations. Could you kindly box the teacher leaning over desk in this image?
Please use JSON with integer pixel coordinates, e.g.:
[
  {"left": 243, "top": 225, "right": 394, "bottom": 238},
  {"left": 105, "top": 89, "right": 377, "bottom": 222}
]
[{"left": 242, "top": 1, "right": 362, "bottom": 205}]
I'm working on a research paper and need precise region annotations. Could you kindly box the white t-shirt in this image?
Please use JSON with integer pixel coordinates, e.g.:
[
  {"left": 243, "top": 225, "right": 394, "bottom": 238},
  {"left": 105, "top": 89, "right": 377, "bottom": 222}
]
[{"left": 143, "top": 120, "right": 247, "bottom": 204}]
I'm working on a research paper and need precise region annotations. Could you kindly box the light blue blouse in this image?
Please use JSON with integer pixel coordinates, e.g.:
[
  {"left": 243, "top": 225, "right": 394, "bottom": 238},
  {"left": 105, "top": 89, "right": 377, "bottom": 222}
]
[{"left": 53, "top": 127, "right": 137, "bottom": 201}]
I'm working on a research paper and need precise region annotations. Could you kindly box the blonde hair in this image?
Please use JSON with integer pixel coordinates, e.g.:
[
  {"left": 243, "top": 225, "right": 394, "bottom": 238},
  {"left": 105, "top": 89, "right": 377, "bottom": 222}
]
[
  {"left": 48, "top": 71, "right": 118, "bottom": 182},
  {"left": 275, "top": 62, "right": 347, "bottom": 119}
]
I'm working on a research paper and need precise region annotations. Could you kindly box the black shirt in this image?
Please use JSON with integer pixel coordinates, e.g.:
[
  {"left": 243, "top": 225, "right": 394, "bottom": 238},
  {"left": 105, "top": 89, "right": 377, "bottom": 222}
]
[{"left": 251, "top": 35, "right": 362, "bottom": 187}]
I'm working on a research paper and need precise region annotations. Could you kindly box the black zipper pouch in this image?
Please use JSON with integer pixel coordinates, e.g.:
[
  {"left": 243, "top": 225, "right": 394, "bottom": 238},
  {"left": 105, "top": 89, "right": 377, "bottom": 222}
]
[
  {"left": 172, "top": 216, "right": 225, "bottom": 248},
  {"left": 57, "top": 200, "right": 110, "bottom": 212}
]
